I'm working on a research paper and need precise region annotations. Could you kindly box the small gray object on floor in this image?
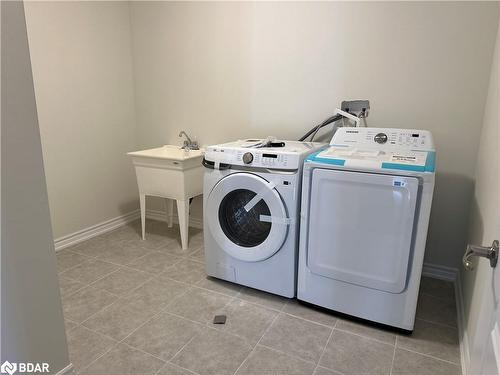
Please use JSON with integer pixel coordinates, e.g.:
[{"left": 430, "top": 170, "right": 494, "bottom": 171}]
[{"left": 213, "top": 315, "right": 227, "bottom": 324}]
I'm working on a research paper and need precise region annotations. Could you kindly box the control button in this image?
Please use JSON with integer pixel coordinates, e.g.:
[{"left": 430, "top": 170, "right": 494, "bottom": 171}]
[
  {"left": 374, "top": 133, "right": 388, "bottom": 144},
  {"left": 242, "top": 152, "right": 253, "bottom": 164}
]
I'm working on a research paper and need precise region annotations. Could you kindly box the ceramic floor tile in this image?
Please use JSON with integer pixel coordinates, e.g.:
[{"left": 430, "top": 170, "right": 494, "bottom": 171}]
[
  {"left": 127, "top": 251, "right": 183, "bottom": 274},
  {"left": 397, "top": 319, "right": 460, "bottom": 364},
  {"left": 62, "top": 286, "right": 118, "bottom": 323},
  {"left": 165, "top": 287, "right": 232, "bottom": 324},
  {"left": 96, "top": 242, "right": 152, "bottom": 266},
  {"left": 237, "top": 287, "right": 288, "bottom": 311},
  {"left": 189, "top": 247, "right": 205, "bottom": 263},
  {"left": 195, "top": 276, "right": 242, "bottom": 297},
  {"left": 67, "top": 326, "right": 116, "bottom": 372},
  {"left": 91, "top": 267, "right": 152, "bottom": 295},
  {"left": 162, "top": 258, "right": 206, "bottom": 284},
  {"left": 58, "top": 276, "right": 86, "bottom": 298},
  {"left": 171, "top": 327, "right": 252, "bottom": 375},
  {"left": 187, "top": 229, "right": 204, "bottom": 248},
  {"left": 391, "top": 348, "right": 461, "bottom": 375},
  {"left": 65, "top": 319, "right": 79, "bottom": 333},
  {"left": 68, "top": 236, "right": 110, "bottom": 258},
  {"left": 124, "top": 275, "right": 190, "bottom": 312},
  {"left": 313, "top": 366, "right": 343, "bottom": 375},
  {"left": 159, "top": 226, "right": 204, "bottom": 255},
  {"left": 88, "top": 237, "right": 126, "bottom": 256},
  {"left": 235, "top": 345, "right": 315, "bottom": 375},
  {"left": 60, "top": 258, "right": 119, "bottom": 285},
  {"left": 416, "top": 293, "right": 457, "bottom": 327},
  {"left": 122, "top": 233, "right": 172, "bottom": 251},
  {"left": 79, "top": 343, "right": 164, "bottom": 375},
  {"left": 283, "top": 300, "right": 337, "bottom": 327},
  {"left": 82, "top": 297, "right": 158, "bottom": 341},
  {"left": 319, "top": 329, "right": 393, "bottom": 375},
  {"left": 260, "top": 313, "right": 331, "bottom": 363},
  {"left": 157, "top": 363, "right": 193, "bottom": 375},
  {"left": 419, "top": 277, "right": 456, "bottom": 302},
  {"left": 60, "top": 228, "right": 463, "bottom": 375},
  {"left": 124, "top": 312, "right": 202, "bottom": 360},
  {"left": 335, "top": 318, "right": 397, "bottom": 345},
  {"left": 213, "top": 299, "right": 278, "bottom": 344},
  {"left": 56, "top": 250, "right": 90, "bottom": 273},
  {"left": 104, "top": 226, "right": 143, "bottom": 243}
]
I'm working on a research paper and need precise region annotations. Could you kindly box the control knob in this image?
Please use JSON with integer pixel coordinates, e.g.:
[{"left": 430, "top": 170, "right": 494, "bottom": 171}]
[
  {"left": 374, "top": 133, "right": 388, "bottom": 144},
  {"left": 242, "top": 152, "right": 254, "bottom": 164}
]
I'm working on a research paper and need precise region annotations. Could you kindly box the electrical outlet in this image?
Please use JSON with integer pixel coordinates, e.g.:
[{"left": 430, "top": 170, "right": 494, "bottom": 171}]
[{"left": 341, "top": 100, "right": 370, "bottom": 117}]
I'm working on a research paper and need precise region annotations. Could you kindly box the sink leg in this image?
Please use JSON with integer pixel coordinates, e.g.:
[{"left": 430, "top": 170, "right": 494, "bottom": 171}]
[
  {"left": 176, "top": 199, "right": 189, "bottom": 250},
  {"left": 166, "top": 198, "right": 174, "bottom": 228},
  {"left": 140, "top": 193, "right": 146, "bottom": 240}
]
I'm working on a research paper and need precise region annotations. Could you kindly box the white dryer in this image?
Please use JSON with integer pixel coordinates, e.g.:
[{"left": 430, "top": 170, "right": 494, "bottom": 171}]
[
  {"left": 203, "top": 139, "right": 324, "bottom": 297},
  {"left": 298, "top": 127, "right": 435, "bottom": 331}
]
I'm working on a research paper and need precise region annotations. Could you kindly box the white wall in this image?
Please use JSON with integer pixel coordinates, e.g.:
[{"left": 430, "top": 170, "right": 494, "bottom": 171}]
[
  {"left": 24, "top": 1, "right": 139, "bottom": 239},
  {"left": 1, "top": 1, "right": 70, "bottom": 372},
  {"left": 129, "top": 1, "right": 499, "bottom": 268},
  {"left": 461, "top": 18, "right": 500, "bottom": 368}
]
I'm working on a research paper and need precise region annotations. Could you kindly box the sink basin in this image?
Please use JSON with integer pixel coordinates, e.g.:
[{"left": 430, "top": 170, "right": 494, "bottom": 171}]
[
  {"left": 127, "top": 145, "right": 205, "bottom": 250},
  {"left": 127, "top": 145, "right": 203, "bottom": 170}
]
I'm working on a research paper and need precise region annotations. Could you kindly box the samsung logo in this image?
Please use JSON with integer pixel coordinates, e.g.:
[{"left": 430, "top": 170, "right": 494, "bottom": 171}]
[{"left": 345, "top": 130, "right": 359, "bottom": 134}]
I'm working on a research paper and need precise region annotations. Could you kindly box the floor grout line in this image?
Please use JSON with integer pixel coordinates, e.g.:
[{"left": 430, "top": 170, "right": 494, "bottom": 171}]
[
  {"left": 74, "top": 341, "right": 119, "bottom": 374},
  {"left": 258, "top": 342, "right": 318, "bottom": 366},
  {"left": 160, "top": 361, "right": 200, "bottom": 375},
  {"left": 311, "top": 319, "right": 337, "bottom": 374},
  {"left": 231, "top": 301, "right": 288, "bottom": 375},
  {"left": 395, "top": 346, "right": 461, "bottom": 366},
  {"left": 280, "top": 310, "right": 337, "bottom": 329},
  {"left": 315, "top": 365, "right": 347, "bottom": 375},
  {"left": 332, "top": 327, "right": 396, "bottom": 347},
  {"left": 389, "top": 335, "right": 398, "bottom": 375}
]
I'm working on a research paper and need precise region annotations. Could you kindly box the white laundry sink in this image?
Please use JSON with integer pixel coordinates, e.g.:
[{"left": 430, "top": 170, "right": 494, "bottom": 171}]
[{"left": 127, "top": 145, "right": 204, "bottom": 250}]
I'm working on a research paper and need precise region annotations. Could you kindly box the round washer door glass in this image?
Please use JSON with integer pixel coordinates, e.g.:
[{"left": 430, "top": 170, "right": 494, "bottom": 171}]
[
  {"left": 218, "top": 189, "right": 271, "bottom": 247},
  {"left": 207, "top": 173, "right": 289, "bottom": 262}
]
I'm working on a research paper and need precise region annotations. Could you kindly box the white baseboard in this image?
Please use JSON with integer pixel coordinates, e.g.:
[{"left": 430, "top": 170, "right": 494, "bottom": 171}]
[
  {"left": 54, "top": 211, "right": 140, "bottom": 251},
  {"left": 54, "top": 209, "right": 203, "bottom": 252},
  {"left": 455, "top": 271, "right": 470, "bottom": 375},
  {"left": 422, "top": 262, "right": 458, "bottom": 282},
  {"left": 55, "top": 363, "right": 74, "bottom": 375},
  {"left": 146, "top": 208, "right": 203, "bottom": 229},
  {"left": 422, "top": 262, "right": 468, "bottom": 375}
]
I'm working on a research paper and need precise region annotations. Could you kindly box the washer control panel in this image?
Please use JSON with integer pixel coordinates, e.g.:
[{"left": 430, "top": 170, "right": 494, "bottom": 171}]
[
  {"left": 206, "top": 148, "right": 292, "bottom": 168},
  {"left": 204, "top": 139, "right": 325, "bottom": 170},
  {"left": 331, "top": 127, "right": 434, "bottom": 151}
]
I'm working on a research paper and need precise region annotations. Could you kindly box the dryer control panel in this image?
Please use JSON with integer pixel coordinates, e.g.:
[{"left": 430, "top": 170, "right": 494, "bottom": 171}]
[{"left": 331, "top": 127, "right": 434, "bottom": 151}]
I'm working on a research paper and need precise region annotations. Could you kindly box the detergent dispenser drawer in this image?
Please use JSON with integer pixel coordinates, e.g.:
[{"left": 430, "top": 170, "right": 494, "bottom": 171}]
[{"left": 307, "top": 169, "right": 419, "bottom": 293}]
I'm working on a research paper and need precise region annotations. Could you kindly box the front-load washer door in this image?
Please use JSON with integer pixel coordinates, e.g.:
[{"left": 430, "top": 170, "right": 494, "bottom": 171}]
[
  {"left": 207, "top": 172, "right": 289, "bottom": 262},
  {"left": 306, "top": 169, "right": 419, "bottom": 293}
]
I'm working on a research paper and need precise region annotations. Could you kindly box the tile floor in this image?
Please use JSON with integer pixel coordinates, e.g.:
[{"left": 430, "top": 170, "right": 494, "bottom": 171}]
[{"left": 57, "top": 220, "right": 462, "bottom": 375}]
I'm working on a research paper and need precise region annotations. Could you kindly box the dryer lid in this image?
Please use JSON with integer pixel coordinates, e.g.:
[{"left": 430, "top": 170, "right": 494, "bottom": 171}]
[
  {"left": 309, "top": 147, "right": 435, "bottom": 173},
  {"left": 308, "top": 127, "right": 436, "bottom": 173}
]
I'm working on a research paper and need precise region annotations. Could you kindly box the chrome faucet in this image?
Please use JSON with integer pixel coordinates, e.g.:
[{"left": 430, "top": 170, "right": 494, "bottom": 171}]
[{"left": 179, "top": 131, "right": 199, "bottom": 150}]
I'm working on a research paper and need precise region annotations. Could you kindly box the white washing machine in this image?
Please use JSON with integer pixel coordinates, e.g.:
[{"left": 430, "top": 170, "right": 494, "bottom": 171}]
[
  {"left": 203, "top": 139, "right": 325, "bottom": 297},
  {"left": 298, "top": 127, "right": 435, "bottom": 331}
]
